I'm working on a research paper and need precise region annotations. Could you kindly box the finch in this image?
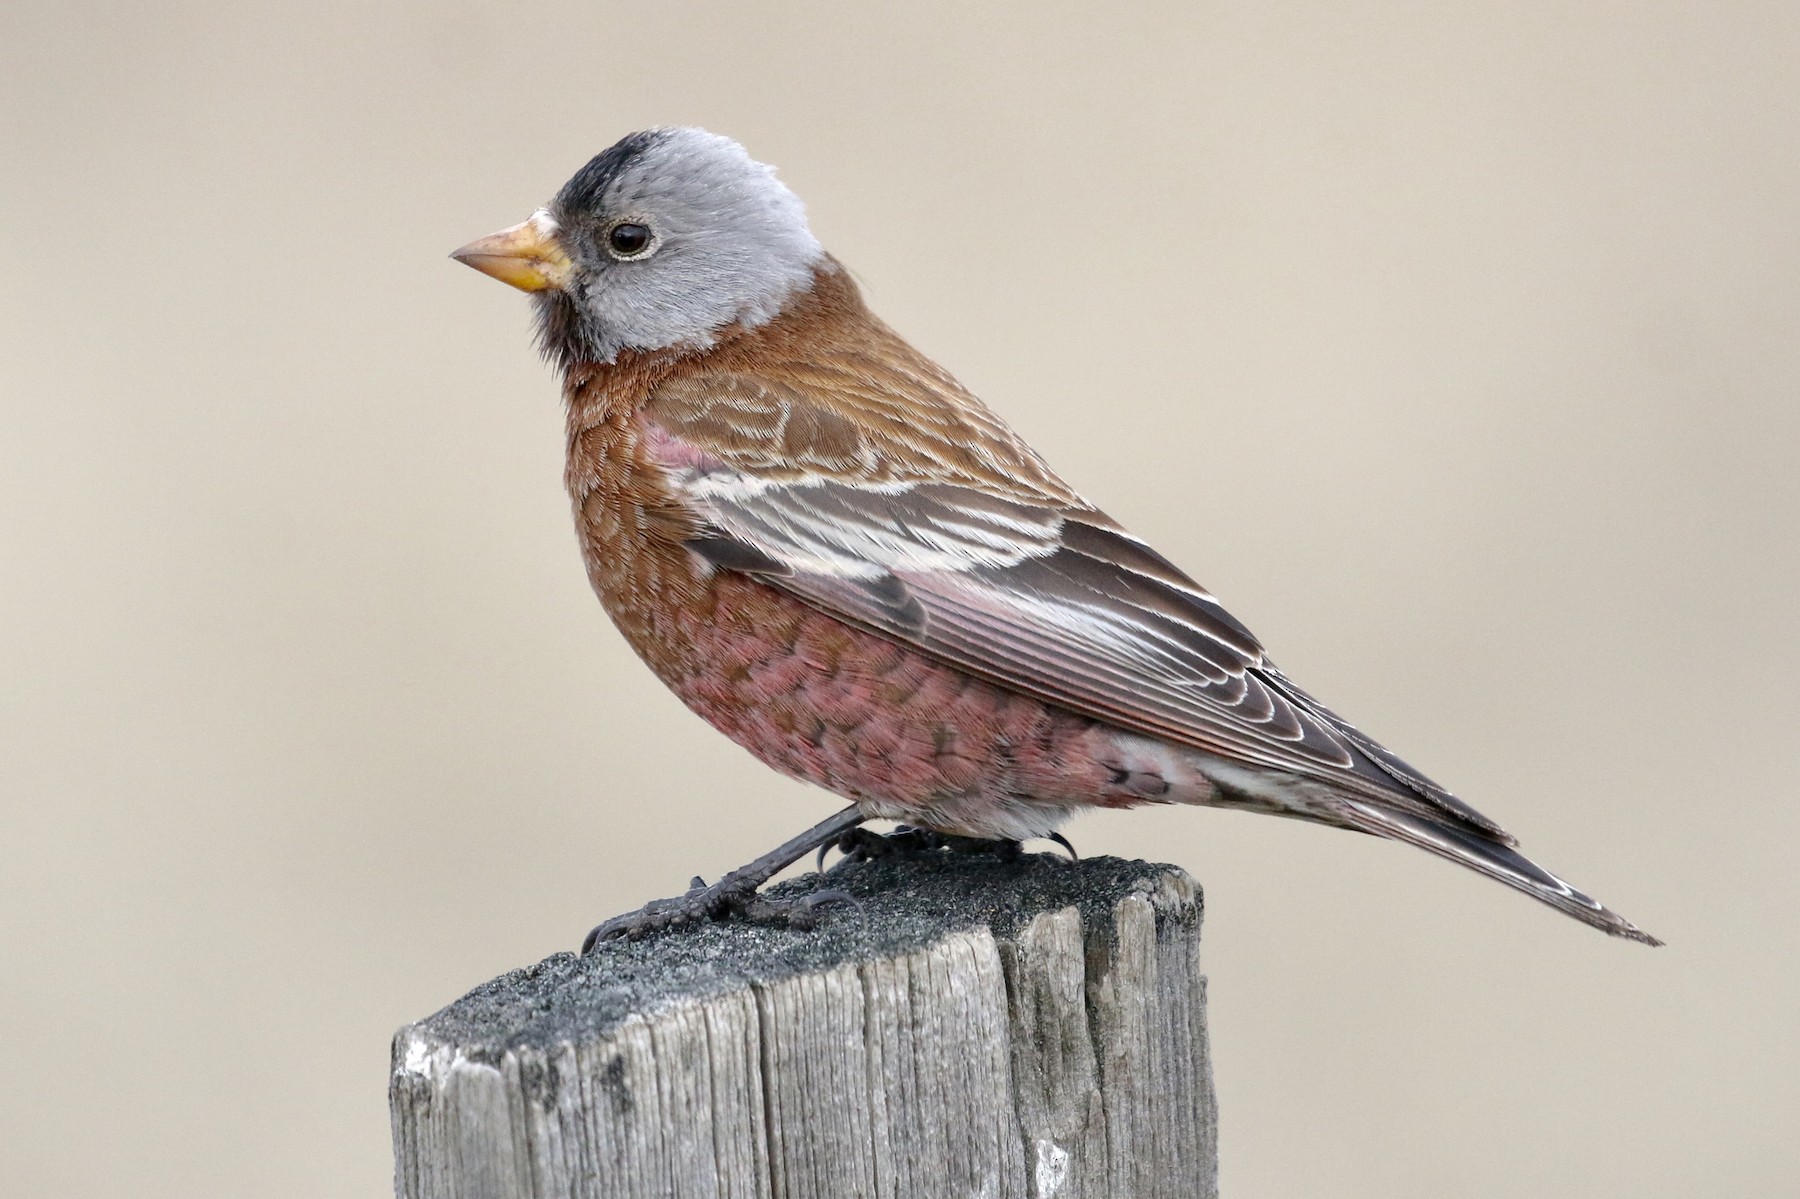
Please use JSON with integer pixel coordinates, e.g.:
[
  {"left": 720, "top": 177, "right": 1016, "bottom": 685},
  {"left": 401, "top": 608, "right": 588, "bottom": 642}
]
[{"left": 451, "top": 127, "right": 1658, "bottom": 948}]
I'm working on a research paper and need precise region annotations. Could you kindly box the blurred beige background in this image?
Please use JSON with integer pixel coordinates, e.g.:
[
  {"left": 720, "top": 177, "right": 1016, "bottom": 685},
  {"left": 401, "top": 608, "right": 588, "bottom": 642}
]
[{"left": 3, "top": 2, "right": 1796, "bottom": 1195}]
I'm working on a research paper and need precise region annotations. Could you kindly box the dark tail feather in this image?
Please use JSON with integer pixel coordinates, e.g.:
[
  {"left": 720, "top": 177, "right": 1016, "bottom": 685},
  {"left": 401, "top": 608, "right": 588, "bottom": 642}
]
[{"left": 1335, "top": 798, "right": 1663, "bottom": 946}]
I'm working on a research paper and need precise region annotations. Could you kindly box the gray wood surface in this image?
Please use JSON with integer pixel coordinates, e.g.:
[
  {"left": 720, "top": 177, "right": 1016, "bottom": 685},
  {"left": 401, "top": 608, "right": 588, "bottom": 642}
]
[{"left": 391, "top": 852, "right": 1217, "bottom": 1199}]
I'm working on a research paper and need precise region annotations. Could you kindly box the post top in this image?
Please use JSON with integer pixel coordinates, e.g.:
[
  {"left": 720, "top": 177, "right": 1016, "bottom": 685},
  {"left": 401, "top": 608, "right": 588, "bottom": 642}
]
[{"left": 406, "top": 852, "right": 1199, "bottom": 1053}]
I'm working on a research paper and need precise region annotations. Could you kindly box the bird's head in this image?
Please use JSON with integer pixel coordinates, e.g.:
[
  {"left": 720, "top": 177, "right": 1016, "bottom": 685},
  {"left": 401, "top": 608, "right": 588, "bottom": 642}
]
[{"left": 452, "top": 127, "right": 825, "bottom": 367}]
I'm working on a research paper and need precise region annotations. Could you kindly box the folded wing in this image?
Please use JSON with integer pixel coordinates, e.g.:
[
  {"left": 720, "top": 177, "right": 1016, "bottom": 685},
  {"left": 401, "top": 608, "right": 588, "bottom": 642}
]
[{"left": 646, "top": 370, "right": 1508, "bottom": 837}]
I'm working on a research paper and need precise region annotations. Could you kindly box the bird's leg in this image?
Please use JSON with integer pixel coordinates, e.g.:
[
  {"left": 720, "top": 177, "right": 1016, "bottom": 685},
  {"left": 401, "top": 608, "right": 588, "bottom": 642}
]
[{"left": 582, "top": 805, "right": 866, "bottom": 951}]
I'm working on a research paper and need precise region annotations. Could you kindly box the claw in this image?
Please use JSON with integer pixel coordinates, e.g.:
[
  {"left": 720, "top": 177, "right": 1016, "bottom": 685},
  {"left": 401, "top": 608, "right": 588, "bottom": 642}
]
[
  {"left": 822, "top": 827, "right": 906, "bottom": 869},
  {"left": 784, "top": 888, "right": 857, "bottom": 931},
  {"left": 576, "top": 807, "right": 1064, "bottom": 952},
  {"left": 583, "top": 879, "right": 858, "bottom": 949},
  {"left": 581, "top": 916, "right": 625, "bottom": 954},
  {"left": 577, "top": 805, "right": 868, "bottom": 952}
]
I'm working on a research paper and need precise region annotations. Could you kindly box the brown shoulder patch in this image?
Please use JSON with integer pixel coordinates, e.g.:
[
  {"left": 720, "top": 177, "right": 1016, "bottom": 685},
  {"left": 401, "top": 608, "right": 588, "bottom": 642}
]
[{"left": 641, "top": 265, "right": 1085, "bottom": 505}]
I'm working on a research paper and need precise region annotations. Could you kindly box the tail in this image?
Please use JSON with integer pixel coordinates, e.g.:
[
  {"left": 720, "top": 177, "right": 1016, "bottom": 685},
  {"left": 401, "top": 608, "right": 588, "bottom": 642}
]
[{"left": 1334, "top": 798, "right": 1663, "bottom": 946}]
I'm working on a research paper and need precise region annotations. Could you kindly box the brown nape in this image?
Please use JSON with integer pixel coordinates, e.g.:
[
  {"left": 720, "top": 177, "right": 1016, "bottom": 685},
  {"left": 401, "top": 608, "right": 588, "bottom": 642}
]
[{"left": 579, "top": 261, "right": 1082, "bottom": 503}]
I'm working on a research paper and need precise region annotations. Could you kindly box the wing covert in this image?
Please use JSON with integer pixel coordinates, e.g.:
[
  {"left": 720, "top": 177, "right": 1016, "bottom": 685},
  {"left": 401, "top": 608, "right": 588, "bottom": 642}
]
[{"left": 644, "top": 370, "right": 1504, "bottom": 835}]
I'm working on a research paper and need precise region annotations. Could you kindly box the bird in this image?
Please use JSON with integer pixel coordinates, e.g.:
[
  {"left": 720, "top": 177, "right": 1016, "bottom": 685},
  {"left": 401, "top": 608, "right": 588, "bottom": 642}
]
[{"left": 450, "top": 127, "right": 1659, "bottom": 949}]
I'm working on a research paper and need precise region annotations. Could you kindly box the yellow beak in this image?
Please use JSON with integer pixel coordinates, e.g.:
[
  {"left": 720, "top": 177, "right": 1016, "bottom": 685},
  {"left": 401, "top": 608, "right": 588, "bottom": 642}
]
[{"left": 450, "top": 210, "right": 573, "bottom": 292}]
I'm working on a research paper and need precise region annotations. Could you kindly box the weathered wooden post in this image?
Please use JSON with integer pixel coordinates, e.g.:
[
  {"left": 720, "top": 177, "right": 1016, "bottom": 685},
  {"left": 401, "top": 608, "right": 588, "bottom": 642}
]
[{"left": 390, "top": 852, "right": 1217, "bottom": 1198}]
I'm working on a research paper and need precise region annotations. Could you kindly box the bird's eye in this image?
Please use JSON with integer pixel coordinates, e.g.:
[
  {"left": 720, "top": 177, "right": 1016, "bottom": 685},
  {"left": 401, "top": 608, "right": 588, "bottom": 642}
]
[{"left": 606, "top": 222, "right": 656, "bottom": 259}]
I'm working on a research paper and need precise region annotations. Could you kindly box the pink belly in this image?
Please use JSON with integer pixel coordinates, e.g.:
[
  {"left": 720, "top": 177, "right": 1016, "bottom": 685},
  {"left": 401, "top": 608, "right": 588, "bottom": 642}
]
[{"left": 637, "top": 572, "right": 1216, "bottom": 841}]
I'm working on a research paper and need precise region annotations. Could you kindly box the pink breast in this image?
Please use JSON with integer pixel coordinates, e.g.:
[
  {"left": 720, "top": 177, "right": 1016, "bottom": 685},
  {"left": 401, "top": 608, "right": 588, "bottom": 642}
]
[{"left": 645, "top": 572, "right": 1213, "bottom": 840}]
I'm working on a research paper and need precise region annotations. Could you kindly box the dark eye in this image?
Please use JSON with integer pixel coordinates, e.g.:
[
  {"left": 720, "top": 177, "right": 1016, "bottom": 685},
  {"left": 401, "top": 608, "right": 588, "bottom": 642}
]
[{"left": 606, "top": 222, "right": 655, "bottom": 259}]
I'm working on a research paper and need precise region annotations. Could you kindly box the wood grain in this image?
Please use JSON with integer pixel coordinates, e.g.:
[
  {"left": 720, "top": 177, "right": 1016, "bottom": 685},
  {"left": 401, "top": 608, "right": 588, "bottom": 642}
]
[{"left": 391, "top": 853, "right": 1216, "bottom": 1198}]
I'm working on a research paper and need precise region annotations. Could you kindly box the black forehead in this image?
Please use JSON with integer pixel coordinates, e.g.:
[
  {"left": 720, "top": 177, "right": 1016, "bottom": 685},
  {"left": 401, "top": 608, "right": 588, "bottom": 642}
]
[{"left": 553, "top": 130, "right": 669, "bottom": 216}]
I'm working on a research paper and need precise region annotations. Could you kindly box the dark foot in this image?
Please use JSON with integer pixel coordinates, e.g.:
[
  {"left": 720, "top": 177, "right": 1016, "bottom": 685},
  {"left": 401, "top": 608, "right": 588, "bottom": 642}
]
[
  {"left": 818, "top": 825, "right": 1032, "bottom": 872},
  {"left": 580, "top": 805, "right": 866, "bottom": 952},
  {"left": 816, "top": 825, "right": 948, "bottom": 870},
  {"left": 581, "top": 877, "right": 855, "bottom": 950}
]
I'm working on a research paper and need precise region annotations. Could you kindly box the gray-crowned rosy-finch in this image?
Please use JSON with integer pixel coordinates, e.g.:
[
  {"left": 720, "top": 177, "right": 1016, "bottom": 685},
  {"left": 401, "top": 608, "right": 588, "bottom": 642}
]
[{"left": 452, "top": 127, "right": 1659, "bottom": 949}]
